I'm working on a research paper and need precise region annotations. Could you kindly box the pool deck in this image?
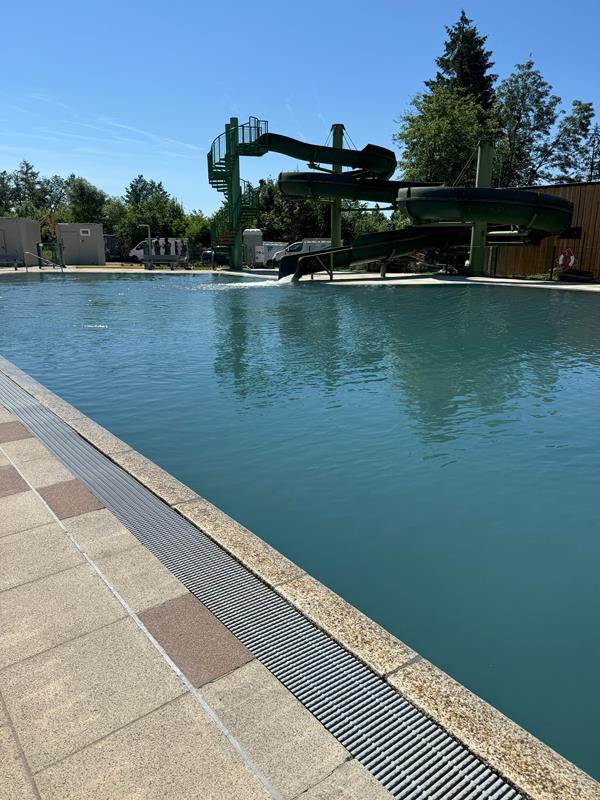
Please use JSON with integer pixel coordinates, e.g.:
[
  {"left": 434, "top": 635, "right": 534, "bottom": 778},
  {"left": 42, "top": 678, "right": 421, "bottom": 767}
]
[
  {"left": 1, "top": 360, "right": 599, "bottom": 798},
  {"left": 2, "top": 265, "right": 600, "bottom": 292}
]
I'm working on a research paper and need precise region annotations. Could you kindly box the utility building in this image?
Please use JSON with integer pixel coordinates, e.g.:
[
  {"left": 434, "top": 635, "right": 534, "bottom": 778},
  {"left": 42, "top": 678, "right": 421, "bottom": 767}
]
[
  {"left": 0, "top": 217, "right": 41, "bottom": 267},
  {"left": 56, "top": 223, "right": 106, "bottom": 266}
]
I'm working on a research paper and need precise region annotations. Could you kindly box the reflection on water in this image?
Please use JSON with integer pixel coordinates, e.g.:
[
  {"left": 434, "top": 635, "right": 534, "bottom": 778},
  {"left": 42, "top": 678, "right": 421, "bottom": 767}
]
[{"left": 1, "top": 272, "right": 599, "bottom": 778}]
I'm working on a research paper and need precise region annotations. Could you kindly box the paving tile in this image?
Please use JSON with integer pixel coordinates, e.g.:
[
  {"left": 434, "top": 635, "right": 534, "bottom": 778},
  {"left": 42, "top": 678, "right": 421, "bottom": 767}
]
[
  {"left": 300, "top": 759, "right": 391, "bottom": 799},
  {"left": 139, "top": 594, "right": 252, "bottom": 686},
  {"left": 111, "top": 449, "right": 197, "bottom": 505},
  {"left": 0, "top": 406, "right": 17, "bottom": 423},
  {"left": 0, "top": 421, "right": 32, "bottom": 444},
  {"left": 0, "top": 726, "right": 38, "bottom": 800},
  {"left": 0, "top": 450, "right": 9, "bottom": 466},
  {"left": 0, "top": 437, "right": 53, "bottom": 464},
  {"left": 202, "top": 660, "right": 348, "bottom": 799},
  {"left": 0, "top": 490, "right": 54, "bottom": 538},
  {"left": 0, "top": 523, "right": 83, "bottom": 592},
  {"left": 65, "top": 508, "right": 140, "bottom": 557},
  {"left": 0, "top": 564, "right": 125, "bottom": 670},
  {"left": 279, "top": 574, "right": 415, "bottom": 677},
  {"left": 175, "top": 497, "right": 305, "bottom": 587},
  {"left": 1, "top": 617, "right": 185, "bottom": 772},
  {"left": 0, "top": 464, "right": 29, "bottom": 498},
  {"left": 95, "top": 545, "right": 188, "bottom": 612},
  {"left": 35, "top": 693, "right": 270, "bottom": 800},
  {"left": 38, "top": 478, "right": 104, "bottom": 520},
  {"left": 17, "top": 454, "right": 74, "bottom": 489}
]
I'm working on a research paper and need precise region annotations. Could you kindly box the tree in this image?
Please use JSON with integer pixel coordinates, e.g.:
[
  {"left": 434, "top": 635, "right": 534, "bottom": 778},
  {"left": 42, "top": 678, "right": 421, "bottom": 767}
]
[
  {"left": 12, "top": 161, "right": 42, "bottom": 208},
  {"left": 40, "top": 175, "right": 67, "bottom": 212},
  {"left": 427, "top": 10, "right": 497, "bottom": 110},
  {"left": 185, "top": 210, "right": 211, "bottom": 248},
  {"left": 65, "top": 176, "right": 107, "bottom": 222},
  {"left": 550, "top": 101, "right": 595, "bottom": 182},
  {"left": 124, "top": 175, "right": 169, "bottom": 206},
  {"left": 581, "top": 123, "right": 600, "bottom": 182},
  {"left": 395, "top": 85, "right": 486, "bottom": 184},
  {"left": 493, "top": 60, "right": 560, "bottom": 186},
  {"left": 0, "top": 171, "right": 14, "bottom": 214}
]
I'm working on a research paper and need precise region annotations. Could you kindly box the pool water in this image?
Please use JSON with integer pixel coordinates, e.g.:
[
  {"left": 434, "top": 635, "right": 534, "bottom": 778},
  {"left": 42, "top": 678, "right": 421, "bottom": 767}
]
[{"left": 1, "top": 272, "right": 599, "bottom": 778}]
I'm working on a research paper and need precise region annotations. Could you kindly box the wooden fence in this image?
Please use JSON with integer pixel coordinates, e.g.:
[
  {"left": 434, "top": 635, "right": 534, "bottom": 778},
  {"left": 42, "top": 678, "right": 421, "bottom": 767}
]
[{"left": 492, "top": 181, "right": 600, "bottom": 279}]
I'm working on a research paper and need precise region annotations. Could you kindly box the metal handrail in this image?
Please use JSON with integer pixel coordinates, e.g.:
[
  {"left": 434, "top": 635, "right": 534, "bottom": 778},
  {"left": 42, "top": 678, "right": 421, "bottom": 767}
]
[{"left": 23, "top": 251, "right": 64, "bottom": 273}]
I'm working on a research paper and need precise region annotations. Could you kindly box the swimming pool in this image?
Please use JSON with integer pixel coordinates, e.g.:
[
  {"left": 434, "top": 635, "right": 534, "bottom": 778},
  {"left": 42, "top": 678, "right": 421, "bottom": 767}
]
[{"left": 1, "top": 271, "right": 599, "bottom": 778}]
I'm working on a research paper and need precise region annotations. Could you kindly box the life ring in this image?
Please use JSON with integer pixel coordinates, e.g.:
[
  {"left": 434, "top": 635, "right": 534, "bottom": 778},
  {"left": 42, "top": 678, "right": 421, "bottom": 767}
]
[{"left": 559, "top": 249, "right": 576, "bottom": 270}]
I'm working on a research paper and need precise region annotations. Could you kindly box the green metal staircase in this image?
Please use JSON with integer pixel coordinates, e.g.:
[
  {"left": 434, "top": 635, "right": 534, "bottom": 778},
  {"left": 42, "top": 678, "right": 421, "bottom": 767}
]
[{"left": 207, "top": 117, "right": 268, "bottom": 257}]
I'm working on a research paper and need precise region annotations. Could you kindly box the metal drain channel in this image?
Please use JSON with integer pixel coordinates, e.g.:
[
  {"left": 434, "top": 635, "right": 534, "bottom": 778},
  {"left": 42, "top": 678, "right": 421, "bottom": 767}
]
[{"left": 0, "top": 371, "right": 521, "bottom": 800}]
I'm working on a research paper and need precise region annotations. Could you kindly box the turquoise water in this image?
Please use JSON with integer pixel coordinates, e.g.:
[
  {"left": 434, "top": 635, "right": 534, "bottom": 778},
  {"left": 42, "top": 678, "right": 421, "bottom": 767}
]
[{"left": 1, "top": 272, "right": 599, "bottom": 778}]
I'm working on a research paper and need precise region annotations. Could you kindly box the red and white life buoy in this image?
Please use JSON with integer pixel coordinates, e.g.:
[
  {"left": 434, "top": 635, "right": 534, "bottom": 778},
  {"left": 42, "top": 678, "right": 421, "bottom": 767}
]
[{"left": 559, "top": 249, "right": 576, "bottom": 270}]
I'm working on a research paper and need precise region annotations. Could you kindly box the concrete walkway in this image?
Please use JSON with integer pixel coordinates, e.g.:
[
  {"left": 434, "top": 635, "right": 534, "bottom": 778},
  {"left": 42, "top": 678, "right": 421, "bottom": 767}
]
[{"left": 0, "top": 406, "right": 389, "bottom": 799}]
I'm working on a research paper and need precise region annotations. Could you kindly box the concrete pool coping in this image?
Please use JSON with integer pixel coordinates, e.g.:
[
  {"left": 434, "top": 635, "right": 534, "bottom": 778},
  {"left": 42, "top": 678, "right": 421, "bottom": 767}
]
[
  {"left": 2, "top": 264, "right": 600, "bottom": 292},
  {"left": 0, "top": 356, "right": 598, "bottom": 799}
]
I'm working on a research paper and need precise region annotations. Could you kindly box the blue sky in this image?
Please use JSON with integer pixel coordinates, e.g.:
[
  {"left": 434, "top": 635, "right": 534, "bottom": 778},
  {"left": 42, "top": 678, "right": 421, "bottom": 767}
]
[{"left": 2, "top": 0, "right": 599, "bottom": 213}]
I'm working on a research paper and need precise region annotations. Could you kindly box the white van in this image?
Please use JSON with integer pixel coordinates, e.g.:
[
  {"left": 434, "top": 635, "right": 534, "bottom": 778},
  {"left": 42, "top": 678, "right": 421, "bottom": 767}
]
[
  {"left": 273, "top": 239, "right": 332, "bottom": 264},
  {"left": 128, "top": 238, "right": 188, "bottom": 262}
]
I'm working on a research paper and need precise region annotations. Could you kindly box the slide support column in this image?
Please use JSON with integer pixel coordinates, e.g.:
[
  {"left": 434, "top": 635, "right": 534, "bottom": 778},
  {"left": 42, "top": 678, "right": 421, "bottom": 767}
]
[
  {"left": 227, "top": 117, "right": 243, "bottom": 270},
  {"left": 330, "top": 123, "right": 344, "bottom": 249},
  {"left": 469, "top": 139, "right": 494, "bottom": 275}
]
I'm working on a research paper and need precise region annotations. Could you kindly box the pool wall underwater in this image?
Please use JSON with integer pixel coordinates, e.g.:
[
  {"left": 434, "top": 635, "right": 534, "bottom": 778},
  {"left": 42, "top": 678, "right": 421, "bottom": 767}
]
[{"left": 0, "top": 350, "right": 598, "bottom": 800}]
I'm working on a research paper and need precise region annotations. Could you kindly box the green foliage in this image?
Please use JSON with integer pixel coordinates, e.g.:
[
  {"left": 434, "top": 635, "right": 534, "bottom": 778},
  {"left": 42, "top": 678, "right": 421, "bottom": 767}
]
[
  {"left": 243, "top": 178, "right": 385, "bottom": 244},
  {"left": 427, "top": 10, "right": 497, "bottom": 109},
  {"left": 582, "top": 123, "right": 600, "bottom": 182},
  {"left": 395, "top": 86, "right": 487, "bottom": 184},
  {"left": 185, "top": 210, "right": 211, "bottom": 248},
  {"left": 65, "top": 176, "right": 107, "bottom": 223}
]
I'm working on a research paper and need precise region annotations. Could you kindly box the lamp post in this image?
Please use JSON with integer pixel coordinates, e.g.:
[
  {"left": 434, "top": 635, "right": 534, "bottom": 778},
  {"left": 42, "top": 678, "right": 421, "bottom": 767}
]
[{"left": 139, "top": 224, "right": 151, "bottom": 267}]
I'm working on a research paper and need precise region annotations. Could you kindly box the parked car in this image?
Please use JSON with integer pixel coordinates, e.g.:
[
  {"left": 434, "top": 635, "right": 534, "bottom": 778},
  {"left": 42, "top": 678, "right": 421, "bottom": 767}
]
[{"left": 272, "top": 239, "right": 332, "bottom": 264}]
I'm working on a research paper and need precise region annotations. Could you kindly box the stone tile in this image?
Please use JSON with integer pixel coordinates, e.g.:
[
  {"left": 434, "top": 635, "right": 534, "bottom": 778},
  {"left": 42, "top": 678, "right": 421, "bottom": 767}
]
[
  {"left": 388, "top": 659, "right": 600, "bottom": 800},
  {"left": 0, "top": 564, "right": 125, "bottom": 669},
  {"left": 0, "top": 406, "right": 17, "bottom": 423},
  {"left": 0, "top": 450, "right": 9, "bottom": 466},
  {"left": 0, "top": 523, "right": 83, "bottom": 591},
  {"left": 202, "top": 660, "right": 348, "bottom": 799},
  {"left": 0, "top": 490, "right": 54, "bottom": 538},
  {"left": 279, "top": 575, "right": 415, "bottom": 677},
  {"left": 65, "top": 508, "right": 139, "bottom": 557},
  {"left": 111, "top": 450, "right": 197, "bottom": 505},
  {"left": 175, "top": 498, "right": 305, "bottom": 588},
  {"left": 1, "top": 618, "right": 184, "bottom": 772},
  {"left": 38, "top": 478, "right": 104, "bottom": 520},
  {"left": 301, "top": 759, "right": 392, "bottom": 799},
  {"left": 67, "top": 416, "right": 131, "bottom": 455},
  {"left": 95, "top": 545, "right": 188, "bottom": 612},
  {"left": 1, "top": 437, "right": 52, "bottom": 464},
  {"left": 32, "top": 392, "right": 84, "bottom": 422},
  {"left": 17, "top": 454, "right": 74, "bottom": 489},
  {"left": 0, "top": 421, "right": 32, "bottom": 444},
  {"left": 35, "top": 693, "right": 270, "bottom": 800},
  {"left": 139, "top": 594, "right": 252, "bottom": 686},
  {"left": 0, "top": 726, "right": 38, "bottom": 800},
  {"left": 0, "top": 464, "right": 29, "bottom": 498}
]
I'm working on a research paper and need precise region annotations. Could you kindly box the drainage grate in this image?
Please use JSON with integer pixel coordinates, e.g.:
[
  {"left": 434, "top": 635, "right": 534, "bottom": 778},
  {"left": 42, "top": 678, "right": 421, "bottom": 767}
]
[{"left": 0, "top": 371, "right": 521, "bottom": 799}]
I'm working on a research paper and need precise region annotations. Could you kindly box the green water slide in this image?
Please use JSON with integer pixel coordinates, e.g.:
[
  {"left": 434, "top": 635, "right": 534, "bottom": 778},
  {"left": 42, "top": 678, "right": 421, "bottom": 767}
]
[
  {"left": 277, "top": 179, "right": 574, "bottom": 280},
  {"left": 207, "top": 119, "right": 573, "bottom": 279}
]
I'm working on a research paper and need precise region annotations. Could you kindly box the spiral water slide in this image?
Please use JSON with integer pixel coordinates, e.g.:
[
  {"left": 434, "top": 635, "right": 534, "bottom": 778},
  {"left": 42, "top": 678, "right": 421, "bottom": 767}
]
[{"left": 248, "top": 132, "right": 573, "bottom": 281}]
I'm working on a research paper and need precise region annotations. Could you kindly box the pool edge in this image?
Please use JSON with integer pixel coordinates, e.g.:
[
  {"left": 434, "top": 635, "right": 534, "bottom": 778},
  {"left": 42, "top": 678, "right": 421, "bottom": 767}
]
[{"left": 1, "top": 353, "right": 598, "bottom": 800}]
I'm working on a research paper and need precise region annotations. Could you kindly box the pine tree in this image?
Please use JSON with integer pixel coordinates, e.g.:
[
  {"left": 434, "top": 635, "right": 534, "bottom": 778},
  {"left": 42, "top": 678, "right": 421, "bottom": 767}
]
[{"left": 427, "top": 10, "right": 497, "bottom": 109}]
